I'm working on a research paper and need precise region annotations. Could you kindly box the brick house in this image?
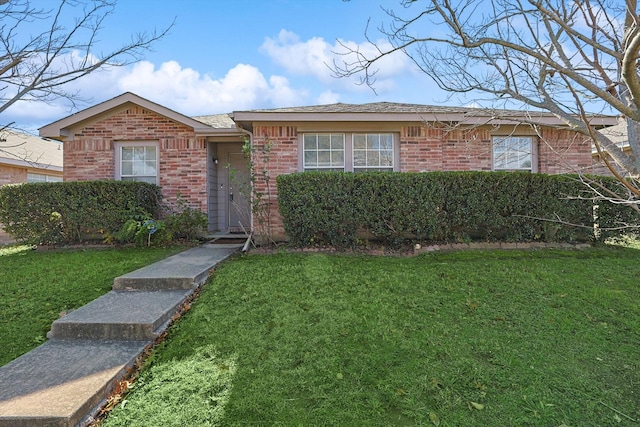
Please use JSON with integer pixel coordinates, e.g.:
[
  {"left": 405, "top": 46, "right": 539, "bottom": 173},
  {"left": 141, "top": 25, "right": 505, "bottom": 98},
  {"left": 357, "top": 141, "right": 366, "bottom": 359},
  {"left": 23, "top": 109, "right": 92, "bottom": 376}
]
[
  {"left": 0, "top": 130, "right": 63, "bottom": 185},
  {"left": 0, "top": 130, "right": 64, "bottom": 243},
  {"left": 39, "top": 92, "right": 617, "bottom": 241}
]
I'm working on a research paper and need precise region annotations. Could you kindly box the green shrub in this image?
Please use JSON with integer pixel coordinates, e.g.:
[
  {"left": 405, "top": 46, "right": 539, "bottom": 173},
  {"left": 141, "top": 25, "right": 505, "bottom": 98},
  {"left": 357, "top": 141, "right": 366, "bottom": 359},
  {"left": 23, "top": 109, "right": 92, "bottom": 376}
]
[
  {"left": 277, "top": 171, "right": 636, "bottom": 248},
  {"left": 591, "top": 176, "right": 640, "bottom": 239},
  {"left": 162, "top": 194, "right": 208, "bottom": 241},
  {"left": 0, "top": 181, "right": 162, "bottom": 245}
]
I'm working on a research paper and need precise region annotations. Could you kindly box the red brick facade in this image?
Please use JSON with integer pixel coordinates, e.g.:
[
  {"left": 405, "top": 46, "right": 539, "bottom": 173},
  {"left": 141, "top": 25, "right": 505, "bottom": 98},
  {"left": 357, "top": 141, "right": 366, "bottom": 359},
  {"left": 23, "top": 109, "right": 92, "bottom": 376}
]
[
  {"left": 250, "top": 124, "right": 593, "bottom": 239},
  {"left": 65, "top": 106, "right": 208, "bottom": 212}
]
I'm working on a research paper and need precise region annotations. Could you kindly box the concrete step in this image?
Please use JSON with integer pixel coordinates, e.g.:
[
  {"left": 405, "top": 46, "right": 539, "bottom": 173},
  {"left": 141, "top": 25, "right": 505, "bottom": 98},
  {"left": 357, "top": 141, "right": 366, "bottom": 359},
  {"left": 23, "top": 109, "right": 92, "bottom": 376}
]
[
  {"left": 48, "top": 290, "right": 193, "bottom": 341},
  {"left": 0, "top": 339, "right": 149, "bottom": 427},
  {"left": 112, "top": 243, "right": 241, "bottom": 290}
]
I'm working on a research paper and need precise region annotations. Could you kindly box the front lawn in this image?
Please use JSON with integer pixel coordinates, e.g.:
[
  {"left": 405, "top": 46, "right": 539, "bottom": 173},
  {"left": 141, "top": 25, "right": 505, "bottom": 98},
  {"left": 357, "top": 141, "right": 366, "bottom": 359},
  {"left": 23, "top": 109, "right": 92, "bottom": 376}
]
[
  {"left": 102, "top": 246, "right": 640, "bottom": 426},
  {"left": 0, "top": 245, "right": 185, "bottom": 366}
]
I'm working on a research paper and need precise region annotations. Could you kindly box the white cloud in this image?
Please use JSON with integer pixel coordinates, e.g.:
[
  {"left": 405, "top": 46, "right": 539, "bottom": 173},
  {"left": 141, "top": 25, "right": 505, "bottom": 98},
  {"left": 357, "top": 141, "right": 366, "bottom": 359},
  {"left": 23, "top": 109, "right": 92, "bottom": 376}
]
[
  {"left": 317, "top": 90, "right": 340, "bottom": 104},
  {"left": 117, "top": 61, "right": 306, "bottom": 114},
  {"left": 260, "top": 29, "right": 411, "bottom": 93}
]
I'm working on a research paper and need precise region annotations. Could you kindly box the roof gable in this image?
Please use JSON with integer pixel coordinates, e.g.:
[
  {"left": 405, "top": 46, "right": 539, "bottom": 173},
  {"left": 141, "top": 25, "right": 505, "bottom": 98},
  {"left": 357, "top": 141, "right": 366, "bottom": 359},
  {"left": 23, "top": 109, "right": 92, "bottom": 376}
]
[{"left": 39, "top": 92, "right": 234, "bottom": 139}]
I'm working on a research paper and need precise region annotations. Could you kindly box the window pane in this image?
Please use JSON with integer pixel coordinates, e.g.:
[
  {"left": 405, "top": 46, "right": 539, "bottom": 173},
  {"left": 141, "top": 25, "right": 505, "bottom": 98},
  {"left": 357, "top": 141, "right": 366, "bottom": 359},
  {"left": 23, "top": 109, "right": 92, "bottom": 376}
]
[
  {"left": 380, "top": 134, "right": 393, "bottom": 150},
  {"left": 380, "top": 150, "right": 393, "bottom": 166},
  {"left": 145, "top": 160, "right": 157, "bottom": 175},
  {"left": 318, "top": 134, "right": 331, "bottom": 149},
  {"left": 368, "top": 151, "right": 380, "bottom": 166},
  {"left": 304, "top": 151, "right": 317, "bottom": 166},
  {"left": 332, "top": 150, "right": 344, "bottom": 165},
  {"left": 304, "top": 134, "right": 317, "bottom": 149},
  {"left": 134, "top": 147, "right": 145, "bottom": 161},
  {"left": 133, "top": 161, "right": 147, "bottom": 176},
  {"left": 353, "top": 134, "right": 366, "bottom": 149},
  {"left": 121, "top": 148, "right": 134, "bottom": 161},
  {"left": 318, "top": 150, "right": 331, "bottom": 166},
  {"left": 367, "top": 134, "right": 380, "bottom": 149},
  {"left": 354, "top": 150, "right": 366, "bottom": 167},
  {"left": 332, "top": 134, "right": 344, "bottom": 149},
  {"left": 122, "top": 161, "right": 133, "bottom": 175}
]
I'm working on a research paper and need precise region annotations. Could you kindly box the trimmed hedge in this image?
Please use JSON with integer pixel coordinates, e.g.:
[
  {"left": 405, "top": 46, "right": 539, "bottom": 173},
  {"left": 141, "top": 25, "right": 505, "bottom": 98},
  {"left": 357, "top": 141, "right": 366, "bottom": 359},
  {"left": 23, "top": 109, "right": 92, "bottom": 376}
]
[
  {"left": 0, "top": 181, "right": 162, "bottom": 245},
  {"left": 277, "top": 171, "right": 638, "bottom": 248}
]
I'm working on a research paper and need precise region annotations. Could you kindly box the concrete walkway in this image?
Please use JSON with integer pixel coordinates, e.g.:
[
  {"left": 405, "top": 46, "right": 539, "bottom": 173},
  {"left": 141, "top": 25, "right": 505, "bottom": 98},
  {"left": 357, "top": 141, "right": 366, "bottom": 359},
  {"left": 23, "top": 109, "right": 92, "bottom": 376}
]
[{"left": 0, "top": 243, "right": 242, "bottom": 427}]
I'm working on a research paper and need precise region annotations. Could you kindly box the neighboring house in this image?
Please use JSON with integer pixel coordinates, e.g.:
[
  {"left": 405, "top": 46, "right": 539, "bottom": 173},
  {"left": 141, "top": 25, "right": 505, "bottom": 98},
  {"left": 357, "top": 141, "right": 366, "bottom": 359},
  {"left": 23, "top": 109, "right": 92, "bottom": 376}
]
[
  {"left": 39, "top": 92, "right": 617, "bottom": 241},
  {"left": 0, "top": 129, "right": 63, "bottom": 185},
  {"left": 0, "top": 130, "right": 64, "bottom": 244},
  {"left": 591, "top": 116, "right": 635, "bottom": 176}
]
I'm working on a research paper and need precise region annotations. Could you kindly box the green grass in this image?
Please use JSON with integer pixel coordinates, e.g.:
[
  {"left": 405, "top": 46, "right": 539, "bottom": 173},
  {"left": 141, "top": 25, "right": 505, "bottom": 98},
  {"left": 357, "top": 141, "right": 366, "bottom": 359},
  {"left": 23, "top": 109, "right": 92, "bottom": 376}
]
[
  {"left": 0, "top": 245, "right": 185, "bottom": 366},
  {"left": 101, "top": 246, "right": 640, "bottom": 426}
]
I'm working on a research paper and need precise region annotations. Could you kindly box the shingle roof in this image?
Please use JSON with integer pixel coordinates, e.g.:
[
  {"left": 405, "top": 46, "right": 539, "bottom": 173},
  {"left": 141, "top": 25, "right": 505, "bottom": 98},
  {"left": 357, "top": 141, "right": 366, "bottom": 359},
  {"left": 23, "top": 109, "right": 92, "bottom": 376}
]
[
  {"left": 231, "top": 101, "right": 617, "bottom": 128},
  {"left": 192, "top": 113, "right": 236, "bottom": 128},
  {"left": 237, "top": 102, "right": 477, "bottom": 114},
  {"left": 233, "top": 101, "right": 569, "bottom": 117}
]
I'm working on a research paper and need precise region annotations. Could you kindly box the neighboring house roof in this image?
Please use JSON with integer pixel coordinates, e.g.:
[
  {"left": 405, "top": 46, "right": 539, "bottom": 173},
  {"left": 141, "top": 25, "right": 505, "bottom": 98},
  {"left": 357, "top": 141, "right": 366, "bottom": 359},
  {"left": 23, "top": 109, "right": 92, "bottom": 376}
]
[
  {"left": 39, "top": 92, "right": 241, "bottom": 139},
  {"left": 0, "top": 129, "right": 63, "bottom": 172},
  {"left": 598, "top": 116, "right": 628, "bottom": 148},
  {"left": 231, "top": 101, "right": 618, "bottom": 131}
]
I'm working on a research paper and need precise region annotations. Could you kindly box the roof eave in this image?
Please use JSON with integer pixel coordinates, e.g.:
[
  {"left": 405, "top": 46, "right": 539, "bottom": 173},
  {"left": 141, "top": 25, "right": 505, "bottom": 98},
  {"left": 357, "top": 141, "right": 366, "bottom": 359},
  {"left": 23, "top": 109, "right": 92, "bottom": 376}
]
[
  {"left": 232, "top": 111, "right": 619, "bottom": 128},
  {"left": 0, "top": 156, "right": 64, "bottom": 171}
]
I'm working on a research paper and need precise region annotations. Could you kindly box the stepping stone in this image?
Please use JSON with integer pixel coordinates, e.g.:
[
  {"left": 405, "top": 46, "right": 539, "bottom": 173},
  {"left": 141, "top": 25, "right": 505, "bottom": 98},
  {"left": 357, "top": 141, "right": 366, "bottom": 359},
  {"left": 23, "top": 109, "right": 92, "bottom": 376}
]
[
  {"left": 0, "top": 340, "right": 148, "bottom": 427},
  {"left": 113, "top": 243, "right": 241, "bottom": 290},
  {"left": 48, "top": 290, "right": 193, "bottom": 341}
]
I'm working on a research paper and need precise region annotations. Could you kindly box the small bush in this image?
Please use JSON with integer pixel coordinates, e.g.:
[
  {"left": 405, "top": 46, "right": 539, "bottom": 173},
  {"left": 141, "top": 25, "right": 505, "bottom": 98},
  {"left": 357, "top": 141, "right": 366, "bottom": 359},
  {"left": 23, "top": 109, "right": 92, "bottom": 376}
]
[{"left": 162, "top": 194, "right": 208, "bottom": 241}]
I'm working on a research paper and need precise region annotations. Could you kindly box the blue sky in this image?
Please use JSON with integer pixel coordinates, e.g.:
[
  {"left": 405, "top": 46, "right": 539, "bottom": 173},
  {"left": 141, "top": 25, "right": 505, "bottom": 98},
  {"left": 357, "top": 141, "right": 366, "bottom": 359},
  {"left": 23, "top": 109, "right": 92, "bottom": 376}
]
[{"left": 6, "top": 0, "right": 468, "bottom": 132}]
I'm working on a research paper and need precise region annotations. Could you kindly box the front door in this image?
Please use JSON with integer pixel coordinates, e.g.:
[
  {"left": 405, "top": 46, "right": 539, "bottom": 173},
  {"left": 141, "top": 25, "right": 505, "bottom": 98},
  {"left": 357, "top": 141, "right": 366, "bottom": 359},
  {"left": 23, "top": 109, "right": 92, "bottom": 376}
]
[{"left": 227, "top": 152, "right": 250, "bottom": 232}]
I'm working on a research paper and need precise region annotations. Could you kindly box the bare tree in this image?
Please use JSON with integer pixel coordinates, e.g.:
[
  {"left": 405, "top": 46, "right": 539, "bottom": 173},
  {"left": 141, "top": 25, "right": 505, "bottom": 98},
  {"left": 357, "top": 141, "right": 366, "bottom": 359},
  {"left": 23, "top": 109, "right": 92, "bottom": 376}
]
[
  {"left": 334, "top": 0, "right": 640, "bottom": 212},
  {"left": 0, "top": 0, "right": 172, "bottom": 133}
]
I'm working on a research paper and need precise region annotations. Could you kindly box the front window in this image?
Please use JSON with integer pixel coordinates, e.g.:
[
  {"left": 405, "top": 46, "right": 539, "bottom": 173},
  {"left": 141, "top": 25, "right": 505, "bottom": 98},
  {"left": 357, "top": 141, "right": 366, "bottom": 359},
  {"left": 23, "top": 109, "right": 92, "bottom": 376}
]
[
  {"left": 493, "top": 136, "right": 533, "bottom": 171},
  {"left": 353, "top": 133, "right": 394, "bottom": 172},
  {"left": 303, "top": 133, "right": 345, "bottom": 172},
  {"left": 116, "top": 143, "right": 158, "bottom": 184}
]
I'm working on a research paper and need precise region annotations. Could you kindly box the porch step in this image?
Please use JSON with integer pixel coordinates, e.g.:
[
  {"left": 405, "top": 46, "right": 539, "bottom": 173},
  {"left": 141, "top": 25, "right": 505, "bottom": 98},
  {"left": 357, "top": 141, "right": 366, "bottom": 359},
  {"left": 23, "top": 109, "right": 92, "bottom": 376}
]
[
  {"left": 112, "top": 243, "right": 241, "bottom": 290},
  {"left": 48, "top": 290, "right": 193, "bottom": 341},
  {"left": 0, "top": 339, "right": 148, "bottom": 427}
]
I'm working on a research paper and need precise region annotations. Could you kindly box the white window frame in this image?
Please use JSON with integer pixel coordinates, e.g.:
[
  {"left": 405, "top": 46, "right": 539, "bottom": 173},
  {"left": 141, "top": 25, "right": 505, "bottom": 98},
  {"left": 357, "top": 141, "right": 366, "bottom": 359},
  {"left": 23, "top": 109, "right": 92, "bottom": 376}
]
[
  {"left": 353, "top": 133, "right": 395, "bottom": 172},
  {"left": 492, "top": 136, "right": 537, "bottom": 172},
  {"left": 27, "top": 173, "right": 62, "bottom": 183},
  {"left": 300, "top": 132, "right": 399, "bottom": 172},
  {"left": 114, "top": 141, "right": 159, "bottom": 185},
  {"left": 302, "top": 133, "right": 346, "bottom": 172}
]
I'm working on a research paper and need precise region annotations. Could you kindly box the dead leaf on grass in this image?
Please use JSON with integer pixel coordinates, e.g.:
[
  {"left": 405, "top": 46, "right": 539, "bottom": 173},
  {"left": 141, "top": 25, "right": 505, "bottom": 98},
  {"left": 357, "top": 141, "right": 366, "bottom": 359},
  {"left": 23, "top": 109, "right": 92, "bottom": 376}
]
[
  {"left": 470, "top": 401, "right": 485, "bottom": 410},
  {"left": 429, "top": 412, "right": 440, "bottom": 426}
]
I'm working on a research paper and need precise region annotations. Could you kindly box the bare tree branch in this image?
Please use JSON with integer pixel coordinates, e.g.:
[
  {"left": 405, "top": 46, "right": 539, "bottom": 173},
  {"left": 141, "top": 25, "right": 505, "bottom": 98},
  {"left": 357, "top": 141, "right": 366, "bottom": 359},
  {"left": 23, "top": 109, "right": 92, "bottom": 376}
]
[
  {"left": 333, "top": 0, "right": 640, "bottom": 211},
  {"left": 0, "top": 0, "right": 173, "bottom": 121}
]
